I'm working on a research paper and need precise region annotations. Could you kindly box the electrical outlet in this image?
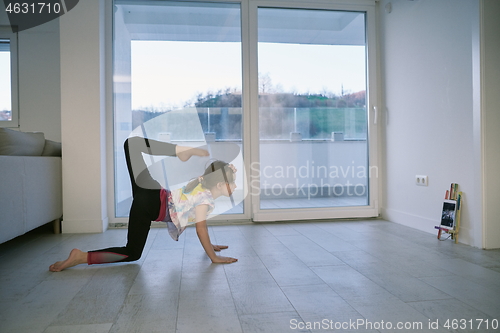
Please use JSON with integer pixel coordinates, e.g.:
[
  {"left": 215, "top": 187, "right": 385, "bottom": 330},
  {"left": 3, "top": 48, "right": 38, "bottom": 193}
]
[{"left": 415, "top": 175, "right": 428, "bottom": 186}]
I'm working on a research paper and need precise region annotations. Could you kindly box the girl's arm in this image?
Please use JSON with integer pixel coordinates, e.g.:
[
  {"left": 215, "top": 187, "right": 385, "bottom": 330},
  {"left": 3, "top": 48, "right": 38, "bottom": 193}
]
[{"left": 194, "top": 205, "right": 238, "bottom": 264}]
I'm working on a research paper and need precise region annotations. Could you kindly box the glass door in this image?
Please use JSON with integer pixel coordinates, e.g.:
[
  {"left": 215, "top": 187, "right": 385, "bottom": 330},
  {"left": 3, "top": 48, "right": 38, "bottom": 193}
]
[
  {"left": 113, "top": 1, "right": 246, "bottom": 220},
  {"left": 251, "top": 5, "right": 378, "bottom": 221},
  {"left": 112, "top": 0, "right": 379, "bottom": 223}
]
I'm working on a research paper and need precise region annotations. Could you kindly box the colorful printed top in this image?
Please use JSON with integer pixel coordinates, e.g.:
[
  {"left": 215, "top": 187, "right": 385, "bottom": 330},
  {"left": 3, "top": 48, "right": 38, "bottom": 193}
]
[{"left": 155, "top": 183, "right": 215, "bottom": 241}]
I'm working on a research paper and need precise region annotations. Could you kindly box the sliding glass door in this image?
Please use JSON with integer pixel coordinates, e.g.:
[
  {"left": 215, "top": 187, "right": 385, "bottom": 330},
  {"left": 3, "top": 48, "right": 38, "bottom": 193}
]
[
  {"left": 113, "top": 1, "right": 244, "bottom": 219},
  {"left": 253, "top": 6, "right": 375, "bottom": 220},
  {"left": 112, "top": 0, "right": 378, "bottom": 223}
]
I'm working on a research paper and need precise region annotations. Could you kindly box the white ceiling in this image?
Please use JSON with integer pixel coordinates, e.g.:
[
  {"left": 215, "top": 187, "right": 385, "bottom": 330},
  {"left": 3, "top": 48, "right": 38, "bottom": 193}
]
[{"left": 117, "top": 1, "right": 365, "bottom": 45}]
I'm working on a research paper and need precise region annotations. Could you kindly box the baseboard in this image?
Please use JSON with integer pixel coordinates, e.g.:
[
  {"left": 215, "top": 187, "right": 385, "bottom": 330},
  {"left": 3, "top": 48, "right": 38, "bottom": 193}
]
[
  {"left": 381, "top": 207, "right": 438, "bottom": 235},
  {"left": 62, "top": 217, "right": 109, "bottom": 233}
]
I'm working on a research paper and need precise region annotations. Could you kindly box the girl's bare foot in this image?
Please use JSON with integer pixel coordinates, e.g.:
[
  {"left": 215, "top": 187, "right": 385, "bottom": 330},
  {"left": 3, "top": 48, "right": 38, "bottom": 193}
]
[
  {"left": 176, "top": 146, "right": 209, "bottom": 162},
  {"left": 49, "top": 249, "right": 88, "bottom": 272}
]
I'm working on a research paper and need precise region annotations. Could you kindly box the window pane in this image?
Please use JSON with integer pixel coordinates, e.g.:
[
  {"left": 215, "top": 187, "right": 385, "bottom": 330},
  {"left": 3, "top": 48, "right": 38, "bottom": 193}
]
[
  {"left": 114, "top": 1, "right": 243, "bottom": 217},
  {"left": 0, "top": 39, "right": 11, "bottom": 122},
  {"left": 258, "top": 8, "right": 369, "bottom": 209}
]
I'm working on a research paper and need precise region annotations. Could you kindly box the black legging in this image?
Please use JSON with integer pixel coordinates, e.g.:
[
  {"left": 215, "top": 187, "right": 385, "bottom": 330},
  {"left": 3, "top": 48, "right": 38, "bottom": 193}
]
[{"left": 87, "top": 137, "right": 176, "bottom": 265}]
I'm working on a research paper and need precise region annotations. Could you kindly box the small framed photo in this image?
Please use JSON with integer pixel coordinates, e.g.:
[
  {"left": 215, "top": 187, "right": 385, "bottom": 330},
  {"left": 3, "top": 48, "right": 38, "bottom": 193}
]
[{"left": 440, "top": 200, "right": 457, "bottom": 230}]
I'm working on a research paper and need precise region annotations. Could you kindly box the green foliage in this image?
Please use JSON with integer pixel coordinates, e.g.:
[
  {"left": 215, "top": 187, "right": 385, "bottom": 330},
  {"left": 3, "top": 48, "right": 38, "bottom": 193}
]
[{"left": 194, "top": 90, "right": 366, "bottom": 108}]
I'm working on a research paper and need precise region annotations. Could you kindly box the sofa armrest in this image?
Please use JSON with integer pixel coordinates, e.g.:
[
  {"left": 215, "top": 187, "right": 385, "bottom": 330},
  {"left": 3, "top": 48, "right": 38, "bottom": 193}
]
[
  {"left": 0, "top": 156, "right": 62, "bottom": 243},
  {"left": 0, "top": 156, "right": 25, "bottom": 242}
]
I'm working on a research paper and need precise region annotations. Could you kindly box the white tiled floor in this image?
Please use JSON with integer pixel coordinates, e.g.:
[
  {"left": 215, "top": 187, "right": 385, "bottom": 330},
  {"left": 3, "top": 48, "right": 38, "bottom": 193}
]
[{"left": 1, "top": 219, "right": 499, "bottom": 333}]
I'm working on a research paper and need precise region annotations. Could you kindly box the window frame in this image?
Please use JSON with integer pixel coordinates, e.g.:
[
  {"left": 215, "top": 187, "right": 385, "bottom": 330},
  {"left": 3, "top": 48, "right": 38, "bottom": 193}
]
[
  {"left": 248, "top": 1, "right": 380, "bottom": 221},
  {"left": 0, "top": 28, "right": 19, "bottom": 128},
  {"left": 109, "top": 0, "right": 379, "bottom": 224}
]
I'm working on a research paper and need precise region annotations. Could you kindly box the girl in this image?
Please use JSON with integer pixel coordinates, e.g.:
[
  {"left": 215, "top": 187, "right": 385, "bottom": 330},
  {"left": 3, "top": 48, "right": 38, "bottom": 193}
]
[{"left": 49, "top": 136, "right": 238, "bottom": 272}]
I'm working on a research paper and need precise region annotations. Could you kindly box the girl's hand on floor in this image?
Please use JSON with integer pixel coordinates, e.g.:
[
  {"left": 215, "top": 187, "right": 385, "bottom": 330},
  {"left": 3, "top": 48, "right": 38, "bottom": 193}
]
[
  {"left": 212, "top": 244, "right": 228, "bottom": 252},
  {"left": 211, "top": 255, "right": 238, "bottom": 264}
]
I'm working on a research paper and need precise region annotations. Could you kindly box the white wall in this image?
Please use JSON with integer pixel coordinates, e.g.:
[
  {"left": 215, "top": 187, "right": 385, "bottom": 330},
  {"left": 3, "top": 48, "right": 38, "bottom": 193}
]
[
  {"left": 60, "top": 0, "right": 108, "bottom": 233},
  {"left": 0, "top": 8, "right": 61, "bottom": 141},
  {"left": 379, "top": 0, "right": 500, "bottom": 249},
  {"left": 379, "top": 0, "right": 480, "bottom": 246}
]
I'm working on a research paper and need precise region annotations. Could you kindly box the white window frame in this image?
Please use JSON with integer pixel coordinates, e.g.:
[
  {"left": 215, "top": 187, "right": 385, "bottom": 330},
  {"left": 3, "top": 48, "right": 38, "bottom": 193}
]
[
  {"left": 109, "top": 0, "right": 379, "bottom": 224},
  {"left": 248, "top": 0, "right": 380, "bottom": 221},
  {"left": 0, "top": 28, "right": 19, "bottom": 128}
]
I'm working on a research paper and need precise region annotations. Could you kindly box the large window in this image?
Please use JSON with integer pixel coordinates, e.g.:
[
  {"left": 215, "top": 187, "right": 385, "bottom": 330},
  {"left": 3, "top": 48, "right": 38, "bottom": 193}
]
[
  {"left": 113, "top": 1, "right": 244, "bottom": 218},
  {"left": 0, "top": 30, "right": 18, "bottom": 127},
  {"left": 257, "top": 8, "right": 369, "bottom": 211},
  {"left": 112, "top": 0, "right": 378, "bottom": 222}
]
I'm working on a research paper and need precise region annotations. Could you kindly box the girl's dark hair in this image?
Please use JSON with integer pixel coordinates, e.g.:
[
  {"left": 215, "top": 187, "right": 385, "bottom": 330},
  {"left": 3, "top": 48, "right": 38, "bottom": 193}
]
[{"left": 184, "top": 160, "right": 235, "bottom": 193}]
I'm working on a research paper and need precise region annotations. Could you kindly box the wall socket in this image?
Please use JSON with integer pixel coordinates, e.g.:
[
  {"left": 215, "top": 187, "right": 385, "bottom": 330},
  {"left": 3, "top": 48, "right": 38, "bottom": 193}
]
[{"left": 415, "top": 175, "right": 428, "bottom": 186}]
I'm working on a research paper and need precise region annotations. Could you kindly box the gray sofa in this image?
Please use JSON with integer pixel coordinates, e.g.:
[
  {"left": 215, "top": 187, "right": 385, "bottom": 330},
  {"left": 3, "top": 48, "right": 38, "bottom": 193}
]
[{"left": 0, "top": 128, "right": 62, "bottom": 244}]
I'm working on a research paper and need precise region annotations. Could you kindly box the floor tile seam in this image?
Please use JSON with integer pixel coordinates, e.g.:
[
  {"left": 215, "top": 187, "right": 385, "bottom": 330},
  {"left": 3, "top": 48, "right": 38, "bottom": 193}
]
[
  {"left": 403, "top": 297, "right": 495, "bottom": 325},
  {"left": 338, "top": 244, "right": 440, "bottom": 276},
  {"left": 396, "top": 278, "right": 457, "bottom": 303},
  {"left": 43, "top": 295, "right": 100, "bottom": 332},
  {"left": 264, "top": 224, "right": 328, "bottom": 269},
  {"left": 420, "top": 263, "right": 497, "bottom": 284},
  {"left": 402, "top": 296, "right": 469, "bottom": 305},
  {"left": 335, "top": 265, "right": 453, "bottom": 308},
  {"left": 329, "top": 247, "right": 411, "bottom": 279},
  {"left": 238, "top": 309, "right": 309, "bottom": 332},
  {"left": 242, "top": 225, "right": 306, "bottom": 270},
  {"left": 361, "top": 232, "right": 441, "bottom": 256},
  {"left": 10, "top": 269, "right": 100, "bottom": 317},
  {"left": 434, "top": 259, "right": 500, "bottom": 288},
  {"left": 308, "top": 264, "right": 374, "bottom": 293},
  {"left": 287, "top": 223, "right": 352, "bottom": 257},
  {"left": 361, "top": 271, "right": 459, "bottom": 301},
  {"left": 43, "top": 323, "right": 114, "bottom": 333},
  {"left": 228, "top": 226, "right": 308, "bottom": 323},
  {"left": 338, "top": 291, "right": 437, "bottom": 325},
  {"left": 273, "top": 235, "right": 346, "bottom": 267},
  {"left": 106, "top": 294, "right": 138, "bottom": 333},
  {"left": 418, "top": 272, "right": 500, "bottom": 297},
  {"left": 280, "top": 264, "right": 368, "bottom": 321},
  {"left": 210, "top": 226, "right": 246, "bottom": 333},
  {"left": 306, "top": 285, "right": 368, "bottom": 327},
  {"left": 173, "top": 226, "right": 190, "bottom": 333},
  {"left": 324, "top": 229, "right": 380, "bottom": 253},
  {"left": 311, "top": 224, "right": 376, "bottom": 240},
  {"left": 354, "top": 261, "right": 439, "bottom": 281},
  {"left": 466, "top": 259, "right": 500, "bottom": 268},
  {"left": 259, "top": 239, "right": 327, "bottom": 287},
  {"left": 214, "top": 224, "right": 256, "bottom": 248},
  {"left": 337, "top": 221, "right": 444, "bottom": 252},
  {"left": 236, "top": 308, "right": 310, "bottom": 319}
]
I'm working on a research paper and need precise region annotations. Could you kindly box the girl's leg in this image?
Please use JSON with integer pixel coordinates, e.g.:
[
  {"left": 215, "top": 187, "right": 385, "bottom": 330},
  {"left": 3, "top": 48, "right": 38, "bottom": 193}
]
[
  {"left": 87, "top": 187, "right": 160, "bottom": 264},
  {"left": 50, "top": 190, "right": 160, "bottom": 270},
  {"left": 49, "top": 249, "right": 88, "bottom": 272},
  {"left": 124, "top": 136, "right": 177, "bottom": 193},
  {"left": 49, "top": 137, "right": 207, "bottom": 271},
  {"left": 87, "top": 138, "right": 209, "bottom": 265}
]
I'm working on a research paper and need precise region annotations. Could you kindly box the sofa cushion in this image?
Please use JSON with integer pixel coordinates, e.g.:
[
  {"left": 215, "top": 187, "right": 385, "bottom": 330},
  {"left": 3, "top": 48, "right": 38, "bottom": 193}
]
[
  {"left": 42, "top": 139, "right": 62, "bottom": 157},
  {"left": 0, "top": 128, "right": 45, "bottom": 156}
]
